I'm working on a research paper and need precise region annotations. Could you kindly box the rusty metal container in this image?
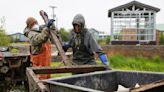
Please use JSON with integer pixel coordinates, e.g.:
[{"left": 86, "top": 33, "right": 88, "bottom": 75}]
[
  {"left": 43, "top": 70, "right": 164, "bottom": 92},
  {"left": 27, "top": 66, "right": 164, "bottom": 92},
  {"left": 26, "top": 65, "right": 109, "bottom": 92}
]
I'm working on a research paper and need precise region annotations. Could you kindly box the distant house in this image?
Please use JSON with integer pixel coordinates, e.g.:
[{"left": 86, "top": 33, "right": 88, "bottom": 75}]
[
  {"left": 108, "top": 1, "right": 160, "bottom": 45},
  {"left": 89, "top": 28, "right": 100, "bottom": 40},
  {"left": 9, "top": 32, "right": 29, "bottom": 42},
  {"left": 89, "top": 28, "right": 109, "bottom": 40},
  {"left": 98, "top": 33, "right": 109, "bottom": 39}
]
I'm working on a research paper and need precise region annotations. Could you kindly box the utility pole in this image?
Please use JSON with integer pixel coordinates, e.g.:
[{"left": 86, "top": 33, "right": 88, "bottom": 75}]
[
  {"left": 0, "top": 16, "right": 6, "bottom": 32},
  {"left": 49, "top": 6, "right": 57, "bottom": 20},
  {"left": 49, "top": 5, "right": 57, "bottom": 28}
]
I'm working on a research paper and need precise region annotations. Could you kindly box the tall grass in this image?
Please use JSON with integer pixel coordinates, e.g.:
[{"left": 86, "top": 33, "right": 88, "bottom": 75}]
[
  {"left": 51, "top": 55, "right": 164, "bottom": 78},
  {"left": 106, "top": 55, "right": 164, "bottom": 72}
]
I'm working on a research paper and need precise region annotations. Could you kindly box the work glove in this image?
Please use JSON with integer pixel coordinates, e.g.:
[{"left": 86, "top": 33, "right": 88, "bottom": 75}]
[
  {"left": 63, "top": 42, "right": 71, "bottom": 52},
  {"left": 99, "top": 54, "right": 109, "bottom": 65},
  {"left": 47, "top": 19, "right": 55, "bottom": 28}
]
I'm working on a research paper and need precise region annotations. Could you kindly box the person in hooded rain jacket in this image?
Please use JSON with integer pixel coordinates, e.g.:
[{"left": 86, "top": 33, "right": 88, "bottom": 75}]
[{"left": 63, "top": 14, "right": 110, "bottom": 66}]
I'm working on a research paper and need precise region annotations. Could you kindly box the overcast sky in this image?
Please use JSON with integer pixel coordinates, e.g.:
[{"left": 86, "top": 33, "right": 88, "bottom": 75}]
[{"left": 0, "top": 0, "right": 163, "bottom": 34}]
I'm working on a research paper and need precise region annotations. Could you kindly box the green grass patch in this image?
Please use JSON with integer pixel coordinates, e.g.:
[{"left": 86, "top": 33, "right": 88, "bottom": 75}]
[
  {"left": 50, "top": 61, "right": 72, "bottom": 78},
  {"left": 51, "top": 55, "right": 164, "bottom": 78},
  {"left": 51, "top": 61, "right": 64, "bottom": 67},
  {"left": 107, "top": 55, "right": 164, "bottom": 72},
  {"left": 10, "top": 48, "right": 19, "bottom": 53}
]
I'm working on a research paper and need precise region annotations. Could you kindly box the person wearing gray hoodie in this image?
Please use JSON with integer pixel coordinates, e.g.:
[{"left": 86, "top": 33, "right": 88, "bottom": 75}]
[{"left": 63, "top": 14, "right": 109, "bottom": 66}]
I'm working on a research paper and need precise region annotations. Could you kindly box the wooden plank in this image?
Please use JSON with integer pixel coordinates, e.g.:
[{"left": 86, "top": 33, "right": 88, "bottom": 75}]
[
  {"left": 131, "top": 80, "right": 164, "bottom": 92},
  {"left": 26, "top": 68, "right": 49, "bottom": 92},
  {"left": 50, "top": 31, "right": 72, "bottom": 66},
  {"left": 40, "top": 10, "right": 72, "bottom": 66},
  {"left": 30, "top": 65, "right": 109, "bottom": 74}
]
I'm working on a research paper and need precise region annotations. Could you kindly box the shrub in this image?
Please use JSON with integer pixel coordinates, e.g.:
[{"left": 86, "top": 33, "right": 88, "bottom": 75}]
[
  {"left": 59, "top": 28, "right": 69, "bottom": 42},
  {"left": 0, "top": 32, "right": 11, "bottom": 46}
]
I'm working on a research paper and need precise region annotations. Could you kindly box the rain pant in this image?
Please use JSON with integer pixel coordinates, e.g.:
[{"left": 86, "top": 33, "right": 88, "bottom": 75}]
[
  {"left": 24, "top": 27, "right": 51, "bottom": 80},
  {"left": 31, "top": 42, "right": 51, "bottom": 80}
]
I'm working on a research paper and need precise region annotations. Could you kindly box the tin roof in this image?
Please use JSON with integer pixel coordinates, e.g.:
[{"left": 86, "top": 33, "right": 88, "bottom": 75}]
[{"left": 108, "top": 1, "right": 160, "bottom": 17}]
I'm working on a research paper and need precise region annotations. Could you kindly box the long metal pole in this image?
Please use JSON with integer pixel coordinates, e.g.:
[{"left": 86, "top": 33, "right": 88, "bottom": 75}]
[{"left": 49, "top": 6, "right": 56, "bottom": 20}]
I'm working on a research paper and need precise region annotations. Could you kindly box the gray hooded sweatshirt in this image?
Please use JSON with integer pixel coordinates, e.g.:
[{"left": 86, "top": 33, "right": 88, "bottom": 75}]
[{"left": 65, "top": 14, "right": 104, "bottom": 65}]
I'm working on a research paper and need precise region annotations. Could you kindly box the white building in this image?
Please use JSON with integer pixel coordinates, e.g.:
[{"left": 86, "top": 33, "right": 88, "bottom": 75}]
[{"left": 108, "top": 1, "right": 160, "bottom": 45}]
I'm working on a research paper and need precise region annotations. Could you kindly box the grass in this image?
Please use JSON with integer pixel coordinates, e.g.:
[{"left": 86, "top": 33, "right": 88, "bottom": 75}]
[
  {"left": 50, "top": 55, "right": 164, "bottom": 78},
  {"left": 50, "top": 61, "right": 72, "bottom": 78},
  {"left": 10, "top": 48, "right": 19, "bottom": 53},
  {"left": 106, "top": 55, "right": 164, "bottom": 72}
]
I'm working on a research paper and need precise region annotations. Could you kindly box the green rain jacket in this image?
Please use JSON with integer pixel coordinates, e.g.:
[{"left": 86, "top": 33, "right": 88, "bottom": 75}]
[{"left": 64, "top": 14, "right": 104, "bottom": 65}]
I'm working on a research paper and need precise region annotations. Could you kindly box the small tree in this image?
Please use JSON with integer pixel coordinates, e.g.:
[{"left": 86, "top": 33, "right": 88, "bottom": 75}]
[
  {"left": 0, "top": 31, "right": 11, "bottom": 46},
  {"left": 59, "top": 28, "right": 69, "bottom": 42},
  {"left": 106, "top": 35, "right": 110, "bottom": 44}
]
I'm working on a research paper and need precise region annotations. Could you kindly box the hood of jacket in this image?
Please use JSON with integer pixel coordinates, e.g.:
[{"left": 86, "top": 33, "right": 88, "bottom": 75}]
[{"left": 72, "top": 14, "right": 85, "bottom": 28}]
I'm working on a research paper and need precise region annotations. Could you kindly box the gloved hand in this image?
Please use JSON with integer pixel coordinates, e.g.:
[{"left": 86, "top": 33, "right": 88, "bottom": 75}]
[
  {"left": 63, "top": 42, "right": 71, "bottom": 52},
  {"left": 47, "top": 19, "right": 55, "bottom": 28},
  {"left": 99, "top": 54, "right": 109, "bottom": 65}
]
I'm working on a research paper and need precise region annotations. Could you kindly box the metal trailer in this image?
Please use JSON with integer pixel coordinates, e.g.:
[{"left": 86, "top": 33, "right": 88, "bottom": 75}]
[
  {"left": 26, "top": 65, "right": 109, "bottom": 92},
  {"left": 0, "top": 46, "right": 31, "bottom": 91},
  {"left": 26, "top": 66, "right": 164, "bottom": 92}
]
